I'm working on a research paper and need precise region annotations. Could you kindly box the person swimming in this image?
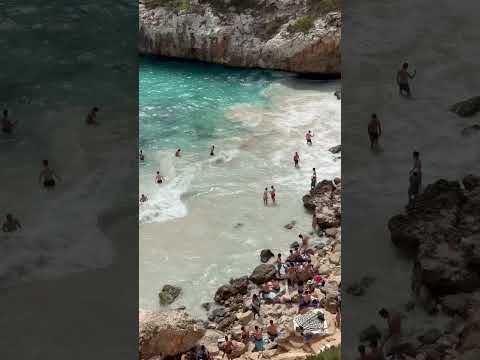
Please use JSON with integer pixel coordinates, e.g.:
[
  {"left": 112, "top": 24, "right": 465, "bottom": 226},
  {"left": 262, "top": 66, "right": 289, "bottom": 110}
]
[
  {"left": 2, "top": 214, "right": 21, "bottom": 232},
  {"left": 140, "top": 194, "right": 148, "bottom": 203},
  {"left": 139, "top": 150, "right": 145, "bottom": 161},
  {"left": 210, "top": 145, "right": 215, "bottom": 156},
  {"left": 155, "top": 171, "right": 164, "bottom": 184},
  {"left": 1, "top": 109, "right": 19, "bottom": 134},
  {"left": 38, "top": 160, "right": 60, "bottom": 190},
  {"left": 397, "top": 62, "right": 416, "bottom": 98},
  {"left": 305, "top": 130, "right": 314, "bottom": 145},
  {"left": 175, "top": 148, "right": 181, "bottom": 157},
  {"left": 86, "top": 107, "right": 99, "bottom": 125}
]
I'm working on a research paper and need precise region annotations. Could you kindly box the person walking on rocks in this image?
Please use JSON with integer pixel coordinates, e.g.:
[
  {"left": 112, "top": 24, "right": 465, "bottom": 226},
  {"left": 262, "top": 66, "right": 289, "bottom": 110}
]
[
  {"left": 397, "top": 62, "right": 416, "bottom": 98},
  {"left": 368, "top": 113, "right": 382, "bottom": 149},
  {"left": 293, "top": 152, "right": 300, "bottom": 168},
  {"left": 263, "top": 187, "right": 268, "bottom": 206},
  {"left": 251, "top": 293, "right": 261, "bottom": 319},
  {"left": 222, "top": 336, "right": 233, "bottom": 360}
]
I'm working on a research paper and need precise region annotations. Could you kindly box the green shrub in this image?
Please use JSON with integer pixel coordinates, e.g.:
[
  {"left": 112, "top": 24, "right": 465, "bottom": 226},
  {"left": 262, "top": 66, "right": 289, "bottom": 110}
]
[
  {"left": 308, "top": 0, "right": 341, "bottom": 15},
  {"left": 287, "top": 16, "right": 316, "bottom": 34},
  {"left": 305, "top": 346, "right": 341, "bottom": 360},
  {"left": 144, "top": 0, "right": 191, "bottom": 11}
]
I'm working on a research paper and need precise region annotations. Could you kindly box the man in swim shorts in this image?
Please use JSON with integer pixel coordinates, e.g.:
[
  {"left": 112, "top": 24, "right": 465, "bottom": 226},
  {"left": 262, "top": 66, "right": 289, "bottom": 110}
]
[
  {"left": 293, "top": 152, "right": 300, "bottom": 168},
  {"left": 397, "top": 62, "right": 416, "bottom": 98},
  {"left": 175, "top": 149, "right": 181, "bottom": 157},
  {"left": 210, "top": 145, "right": 215, "bottom": 156},
  {"left": 270, "top": 185, "right": 276, "bottom": 204},
  {"left": 86, "top": 107, "right": 99, "bottom": 125},
  {"left": 38, "top": 160, "right": 60, "bottom": 190},
  {"left": 263, "top": 187, "right": 268, "bottom": 206},
  {"left": 305, "top": 130, "right": 313, "bottom": 145},
  {"left": 156, "top": 171, "right": 164, "bottom": 184},
  {"left": 2, "top": 214, "right": 22, "bottom": 232},
  {"left": 139, "top": 150, "right": 145, "bottom": 161},
  {"left": 1, "top": 109, "right": 18, "bottom": 134},
  {"left": 368, "top": 113, "right": 382, "bottom": 149}
]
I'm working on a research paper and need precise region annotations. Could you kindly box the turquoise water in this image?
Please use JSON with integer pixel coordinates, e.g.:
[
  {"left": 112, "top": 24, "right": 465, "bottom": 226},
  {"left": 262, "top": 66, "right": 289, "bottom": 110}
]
[
  {"left": 139, "top": 57, "right": 277, "bottom": 153},
  {"left": 139, "top": 57, "right": 341, "bottom": 315}
]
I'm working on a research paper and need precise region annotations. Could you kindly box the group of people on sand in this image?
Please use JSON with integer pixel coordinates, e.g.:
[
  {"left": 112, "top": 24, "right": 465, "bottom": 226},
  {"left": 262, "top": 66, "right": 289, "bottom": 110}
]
[
  {"left": 367, "top": 62, "right": 423, "bottom": 208},
  {"left": 357, "top": 308, "right": 403, "bottom": 360}
]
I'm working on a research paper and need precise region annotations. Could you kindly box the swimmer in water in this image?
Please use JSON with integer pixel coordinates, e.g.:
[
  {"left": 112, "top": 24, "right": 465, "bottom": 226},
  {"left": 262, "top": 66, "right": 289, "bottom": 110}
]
[
  {"left": 1, "top": 109, "right": 18, "bottom": 134},
  {"left": 2, "top": 213, "right": 21, "bottom": 232},
  {"left": 140, "top": 194, "right": 148, "bottom": 203},
  {"left": 263, "top": 187, "right": 269, "bottom": 206},
  {"left": 294, "top": 152, "right": 300, "bottom": 168},
  {"left": 368, "top": 113, "right": 382, "bottom": 149},
  {"left": 38, "top": 160, "right": 61, "bottom": 190},
  {"left": 139, "top": 150, "right": 145, "bottom": 161},
  {"left": 210, "top": 145, "right": 215, "bottom": 156},
  {"left": 86, "top": 107, "right": 99, "bottom": 126},
  {"left": 270, "top": 185, "right": 276, "bottom": 205},
  {"left": 397, "top": 62, "right": 416, "bottom": 98},
  {"left": 175, "top": 149, "right": 181, "bottom": 157},
  {"left": 155, "top": 171, "right": 164, "bottom": 184},
  {"left": 306, "top": 130, "right": 313, "bottom": 145}
]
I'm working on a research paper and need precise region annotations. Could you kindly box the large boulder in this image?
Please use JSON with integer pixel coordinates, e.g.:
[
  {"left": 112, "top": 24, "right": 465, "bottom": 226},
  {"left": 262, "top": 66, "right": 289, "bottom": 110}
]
[
  {"left": 158, "top": 284, "right": 182, "bottom": 305},
  {"left": 214, "top": 276, "right": 249, "bottom": 304},
  {"left": 139, "top": 310, "right": 206, "bottom": 358},
  {"left": 450, "top": 96, "right": 480, "bottom": 117},
  {"left": 250, "top": 264, "right": 277, "bottom": 284},
  {"left": 260, "top": 249, "right": 275, "bottom": 263}
]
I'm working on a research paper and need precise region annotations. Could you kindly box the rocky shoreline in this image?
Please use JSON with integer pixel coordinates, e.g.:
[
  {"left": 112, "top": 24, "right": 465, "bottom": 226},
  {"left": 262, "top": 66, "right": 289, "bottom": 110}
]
[
  {"left": 138, "top": 0, "right": 341, "bottom": 75},
  {"left": 353, "top": 175, "right": 480, "bottom": 360},
  {"left": 139, "top": 178, "right": 342, "bottom": 359}
]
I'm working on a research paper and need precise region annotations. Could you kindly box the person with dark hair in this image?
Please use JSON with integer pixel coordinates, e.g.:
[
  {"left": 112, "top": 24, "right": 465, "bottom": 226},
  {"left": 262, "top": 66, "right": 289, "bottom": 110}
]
[
  {"left": 155, "top": 171, "right": 164, "bottom": 184},
  {"left": 305, "top": 130, "right": 314, "bottom": 145},
  {"left": 396, "top": 62, "right": 416, "bottom": 97},
  {"left": 86, "top": 107, "right": 99, "bottom": 125},
  {"left": 175, "top": 148, "right": 181, "bottom": 157},
  {"left": 139, "top": 150, "right": 145, "bottom": 161},
  {"left": 378, "top": 308, "right": 402, "bottom": 357},
  {"left": 222, "top": 336, "right": 233, "bottom": 359},
  {"left": 210, "top": 145, "right": 215, "bottom": 156},
  {"left": 253, "top": 326, "right": 264, "bottom": 352},
  {"left": 293, "top": 152, "right": 300, "bottom": 168},
  {"left": 251, "top": 293, "right": 261, "bottom": 319},
  {"left": 411, "top": 150, "right": 422, "bottom": 188},
  {"left": 196, "top": 345, "right": 209, "bottom": 360},
  {"left": 270, "top": 185, "right": 276, "bottom": 204},
  {"left": 1, "top": 109, "right": 18, "bottom": 134},
  {"left": 407, "top": 170, "right": 421, "bottom": 208},
  {"left": 2, "top": 214, "right": 21, "bottom": 232},
  {"left": 240, "top": 326, "right": 250, "bottom": 344},
  {"left": 357, "top": 344, "right": 368, "bottom": 360},
  {"left": 266, "top": 320, "right": 279, "bottom": 341},
  {"left": 311, "top": 169, "right": 317, "bottom": 191},
  {"left": 263, "top": 187, "right": 269, "bottom": 206},
  {"left": 368, "top": 113, "right": 382, "bottom": 149},
  {"left": 38, "top": 160, "right": 60, "bottom": 190}
]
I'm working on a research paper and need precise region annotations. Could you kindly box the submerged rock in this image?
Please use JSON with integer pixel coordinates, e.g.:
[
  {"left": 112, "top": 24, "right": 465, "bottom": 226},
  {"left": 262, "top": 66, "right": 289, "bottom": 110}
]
[
  {"left": 450, "top": 96, "right": 480, "bottom": 117},
  {"left": 260, "top": 249, "right": 275, "bottom": 263},
  {"left": 328, "top": 144, "right": 342, "bottom": 154},
  {"left": 159, "top": 284, "right": 182, "bottom": 305}
]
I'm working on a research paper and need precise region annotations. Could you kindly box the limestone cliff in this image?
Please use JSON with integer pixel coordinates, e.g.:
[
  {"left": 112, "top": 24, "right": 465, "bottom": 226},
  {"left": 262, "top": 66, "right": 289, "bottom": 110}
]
[{"left": 139, "top": 0, "right": 341, "bottom": 75}]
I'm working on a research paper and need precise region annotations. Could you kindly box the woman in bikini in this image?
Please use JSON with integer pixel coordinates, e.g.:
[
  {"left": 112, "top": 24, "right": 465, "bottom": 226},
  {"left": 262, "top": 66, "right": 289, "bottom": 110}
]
[{"left": 38, "top": 160, "right": 60, "bottom": 190}]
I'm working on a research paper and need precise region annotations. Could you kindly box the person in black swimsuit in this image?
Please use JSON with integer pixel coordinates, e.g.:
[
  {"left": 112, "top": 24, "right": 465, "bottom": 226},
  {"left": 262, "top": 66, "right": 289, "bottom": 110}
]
[{"left": 38, "top": 160, "right": 60, "bottom": 189}]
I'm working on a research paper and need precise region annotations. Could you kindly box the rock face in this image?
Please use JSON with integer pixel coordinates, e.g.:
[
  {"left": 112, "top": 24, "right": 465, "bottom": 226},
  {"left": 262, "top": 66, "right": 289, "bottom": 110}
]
[
  {"left": 303, "top": 179, "right": 341, "bottom": 230},
  {"left": 388, "top": 177, "right": 480, "bottom": 299},
  {"left": 159, "top": 284, "right": 182, "bottom": 305},
  {"left": 249, "top": 264, "right": 277, "bottom": 284},
  {"left": 139, "top": 310, "right": 206, "bottom": 358},
  {"left": 139, "top": 1, "right": 341, "bottom": 75},
  {"left": 450, "top": 96, "right": 480, "bottom": 117},
  {"left": 214, "top": 276, "right": 249, "bottom": 304},
  {"left": 260, "top": 249, "right": 275, "bottom": 263}
]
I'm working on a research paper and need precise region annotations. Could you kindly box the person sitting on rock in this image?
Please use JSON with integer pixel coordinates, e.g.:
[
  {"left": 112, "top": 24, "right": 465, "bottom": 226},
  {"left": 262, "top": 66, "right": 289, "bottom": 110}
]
[
  {"left": 251, "top": 293, "right": 261, "bottom": 319},
  {"left": 266, "top": 320, "right": 279, "bottom": 342},
  {"left": 2, "top": 213, "right": 21, "bottom": 232},
  {"left": 271, "top": 279, "right": 281, "bottom": 292},
  {"left": 222, "top": 336, "right": 233, "bottom": 360},
  {"left": 253, "top": 326, "right": 264, "bottom": 352}
]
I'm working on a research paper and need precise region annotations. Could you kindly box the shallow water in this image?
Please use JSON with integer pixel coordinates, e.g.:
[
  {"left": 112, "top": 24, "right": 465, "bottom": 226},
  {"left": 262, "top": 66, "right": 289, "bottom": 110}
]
[{"left": 139, "top": 58, "right": 341, "bottom": 316}]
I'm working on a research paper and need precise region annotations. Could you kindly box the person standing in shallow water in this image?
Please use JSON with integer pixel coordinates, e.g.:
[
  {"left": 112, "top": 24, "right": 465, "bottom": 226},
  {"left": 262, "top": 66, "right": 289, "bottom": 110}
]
[
  {"left": 411, "top": 150, "right": 422, "bottom": 190},
  {"left": 85, "top": 107, "right": 99, "bottom": 125},
  {"left": 293, "top": 152, "right": 300, "bottom": 168},
  {"left": 139, "top": 150, "right": 145, "bottom": 161},
  {"left": 38, "top": 160, "right": 61, "bottom": 190},
  {"left": 397, "top": 62, "right": 416, "bottom": 98},
  {"left": 270, "top": 185, "right": 276, "bottom": 205},
  {"left": 305, "top": 130, "right": 314, "bottom": 145},
  {"left": 1, "top": 109, "right": 18, "bottom": 134},
  {"left": 368, "top": 113, "right": 382, "bottom": 149},
  {"left": 210, "top": 145, "right": 215, "bottom": 156},
  {"left": 311, "top": 168, "right": 317, "bottom": 191},
  {"left": 2, "top": 214, "right": 21, "bottom": 232},
  {"left": 263, "top": 187, "right": 268, "bottom": 206},
  {"left": 175, "top": 148, "right": 181, "bottom": 157},
  {"left": 407, "top": 170, "right": 421, "bottom": 208}
]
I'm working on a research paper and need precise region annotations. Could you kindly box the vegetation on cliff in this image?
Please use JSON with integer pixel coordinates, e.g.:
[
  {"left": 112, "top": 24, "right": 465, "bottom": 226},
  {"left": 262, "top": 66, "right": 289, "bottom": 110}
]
[{"left": 306, "top": 346, "right": 341, "bottom": 360}]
